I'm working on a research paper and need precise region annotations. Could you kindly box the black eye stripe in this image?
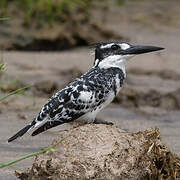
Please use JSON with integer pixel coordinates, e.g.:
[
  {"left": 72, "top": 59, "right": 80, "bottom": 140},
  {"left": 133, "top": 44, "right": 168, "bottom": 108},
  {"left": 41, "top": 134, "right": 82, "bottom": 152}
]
[{"left": 111, "top": 45, "right": 120, "bottom": 50}]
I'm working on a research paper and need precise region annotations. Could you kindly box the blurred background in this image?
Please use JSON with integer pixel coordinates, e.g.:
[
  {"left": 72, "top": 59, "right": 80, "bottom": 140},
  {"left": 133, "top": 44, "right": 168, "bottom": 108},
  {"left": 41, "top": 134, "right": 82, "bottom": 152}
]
[{"left": 0, "top": 0, "right": 180, "bottom": 178}]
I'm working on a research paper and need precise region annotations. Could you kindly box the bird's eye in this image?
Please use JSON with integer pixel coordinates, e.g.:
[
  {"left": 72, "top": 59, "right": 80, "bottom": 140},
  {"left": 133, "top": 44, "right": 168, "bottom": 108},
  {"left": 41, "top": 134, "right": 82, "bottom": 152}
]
[{"left": 111, "top": 45, "right": 120, "bottom": 50}]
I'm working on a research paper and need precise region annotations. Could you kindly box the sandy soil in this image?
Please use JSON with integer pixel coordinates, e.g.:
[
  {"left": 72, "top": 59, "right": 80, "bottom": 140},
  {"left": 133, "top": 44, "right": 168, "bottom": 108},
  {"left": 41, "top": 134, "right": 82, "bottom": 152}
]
[{"left": 1, "top": 0, "right": 180, "bottom": 179}]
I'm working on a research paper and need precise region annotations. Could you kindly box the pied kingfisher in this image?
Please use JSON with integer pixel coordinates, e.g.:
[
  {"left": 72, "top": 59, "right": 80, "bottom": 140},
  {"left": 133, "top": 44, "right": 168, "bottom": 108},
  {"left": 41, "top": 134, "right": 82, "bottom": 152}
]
[{"left": 8, "top": 41, "right": 164, "bottom": 142}]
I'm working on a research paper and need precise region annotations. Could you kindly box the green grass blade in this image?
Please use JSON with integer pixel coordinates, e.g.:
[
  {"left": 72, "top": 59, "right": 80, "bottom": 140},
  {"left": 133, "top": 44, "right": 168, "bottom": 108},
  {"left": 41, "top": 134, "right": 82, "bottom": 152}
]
[
  {"left": 0, "top": 63, "right": 6, "bottom": 71},
  {"left": 0, "top": 17, "right": 10, "bottom": 21},
  {"left": 0, "top": 85, "right": 32, "bottom": 101},
  {"left": 0, "top": 137, "right": 65, "bottom": 168}
]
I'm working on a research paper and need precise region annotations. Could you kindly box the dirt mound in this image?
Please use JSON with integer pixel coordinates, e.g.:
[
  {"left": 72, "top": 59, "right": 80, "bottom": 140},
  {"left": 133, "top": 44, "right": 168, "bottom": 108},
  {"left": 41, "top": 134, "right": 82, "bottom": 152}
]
[{"left": 16, "top": 125, "right": 180, "bottom": 180}]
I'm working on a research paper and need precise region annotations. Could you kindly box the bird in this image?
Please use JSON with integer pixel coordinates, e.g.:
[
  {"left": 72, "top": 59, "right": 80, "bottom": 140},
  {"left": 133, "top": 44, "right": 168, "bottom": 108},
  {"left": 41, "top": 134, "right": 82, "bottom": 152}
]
[{"left": 8, "top": 41, "right": 164, "bottom": 142}]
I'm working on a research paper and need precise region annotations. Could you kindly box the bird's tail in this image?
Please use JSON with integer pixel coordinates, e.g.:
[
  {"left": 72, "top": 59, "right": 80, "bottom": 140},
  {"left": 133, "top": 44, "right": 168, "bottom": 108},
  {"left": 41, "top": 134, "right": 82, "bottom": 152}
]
[{"left": 8, "top": 122, "right": 35, "bottom": 142}]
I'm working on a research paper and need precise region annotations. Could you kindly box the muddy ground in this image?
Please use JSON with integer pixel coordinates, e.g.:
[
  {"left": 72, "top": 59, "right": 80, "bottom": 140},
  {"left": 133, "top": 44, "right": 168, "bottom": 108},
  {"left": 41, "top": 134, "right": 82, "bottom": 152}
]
[{"left": 0, "top": 0, "right": 180, "bottom": 179}]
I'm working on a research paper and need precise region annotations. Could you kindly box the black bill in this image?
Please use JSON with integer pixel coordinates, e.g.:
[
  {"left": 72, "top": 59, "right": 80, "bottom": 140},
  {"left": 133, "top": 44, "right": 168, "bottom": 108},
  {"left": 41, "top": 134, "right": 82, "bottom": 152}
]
[{"left": 123, "top": 45, "right": 164, "bottom": 55}]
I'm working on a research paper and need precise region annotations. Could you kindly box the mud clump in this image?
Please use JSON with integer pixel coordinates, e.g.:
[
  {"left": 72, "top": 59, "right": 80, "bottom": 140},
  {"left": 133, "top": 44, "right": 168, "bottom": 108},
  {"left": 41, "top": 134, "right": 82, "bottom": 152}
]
[
  {"left": 114, "top": 87, "right": 180, "bottom": 110},
  {"left": 16, "top": 125, "right": 180, "bottom": 180}
]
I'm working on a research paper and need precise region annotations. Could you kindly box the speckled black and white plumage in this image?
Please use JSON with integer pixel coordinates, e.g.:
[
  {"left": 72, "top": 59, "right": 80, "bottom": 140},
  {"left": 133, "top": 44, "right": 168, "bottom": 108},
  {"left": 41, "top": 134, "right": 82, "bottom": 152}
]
[
  {"left": 8, "top": 41, "right": 164, "bottom": 142},
  {"left": 31, "top": 66, "right": 125, "bottom": 136}
]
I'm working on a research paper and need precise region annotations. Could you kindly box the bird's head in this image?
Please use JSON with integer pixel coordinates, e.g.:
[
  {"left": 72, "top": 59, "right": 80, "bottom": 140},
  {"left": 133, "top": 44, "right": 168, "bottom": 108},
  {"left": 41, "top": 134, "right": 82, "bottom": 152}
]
[{"left": 94, "top": 41, "right": 164, "bottom": 70}]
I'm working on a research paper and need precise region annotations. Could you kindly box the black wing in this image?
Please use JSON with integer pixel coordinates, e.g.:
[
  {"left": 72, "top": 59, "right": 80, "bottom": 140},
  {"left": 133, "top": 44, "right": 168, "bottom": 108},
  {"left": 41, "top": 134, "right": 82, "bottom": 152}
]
[
  {"left": 31, "top": 79, "right": 103, "bottom": 136},
  {"left": 32, "top": 112, "right": 84, "bottom": 136}
]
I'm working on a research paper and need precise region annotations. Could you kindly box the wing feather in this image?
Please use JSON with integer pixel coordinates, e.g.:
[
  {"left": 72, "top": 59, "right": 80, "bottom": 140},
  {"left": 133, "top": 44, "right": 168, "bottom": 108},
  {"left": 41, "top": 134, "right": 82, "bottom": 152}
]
[{"left": 32, "top": 68, "right": 108, "bottom": 135}]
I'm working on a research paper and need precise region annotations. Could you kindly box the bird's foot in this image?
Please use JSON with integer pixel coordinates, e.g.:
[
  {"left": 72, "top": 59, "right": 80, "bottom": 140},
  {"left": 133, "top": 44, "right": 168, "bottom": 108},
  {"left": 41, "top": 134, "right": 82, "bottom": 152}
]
[
  {"left": 93, "top": 118, "right": 113, "bottom": 125},
  {"left": 70, "top": 120, "right": 85, "bottom": 128}
]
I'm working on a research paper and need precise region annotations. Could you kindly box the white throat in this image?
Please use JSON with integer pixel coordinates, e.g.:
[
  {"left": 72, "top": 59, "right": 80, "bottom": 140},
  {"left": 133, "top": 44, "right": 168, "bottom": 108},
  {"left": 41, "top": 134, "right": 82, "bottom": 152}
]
[{"left": 96, "top": 55, "right": 127, "bottom": 76}]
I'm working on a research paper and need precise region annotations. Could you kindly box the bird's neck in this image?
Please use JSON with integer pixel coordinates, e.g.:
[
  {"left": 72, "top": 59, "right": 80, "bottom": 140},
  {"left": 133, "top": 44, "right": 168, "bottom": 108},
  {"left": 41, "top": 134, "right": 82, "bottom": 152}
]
[{"left": 94, "top": 56, "right": 126, "bottom": 77}]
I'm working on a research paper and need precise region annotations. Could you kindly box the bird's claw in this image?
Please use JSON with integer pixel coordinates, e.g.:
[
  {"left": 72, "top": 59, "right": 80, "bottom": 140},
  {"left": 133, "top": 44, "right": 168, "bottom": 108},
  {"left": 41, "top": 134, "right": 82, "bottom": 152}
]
[{"left": 93, "top": 119, "right": 113, "bottom": 125}]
